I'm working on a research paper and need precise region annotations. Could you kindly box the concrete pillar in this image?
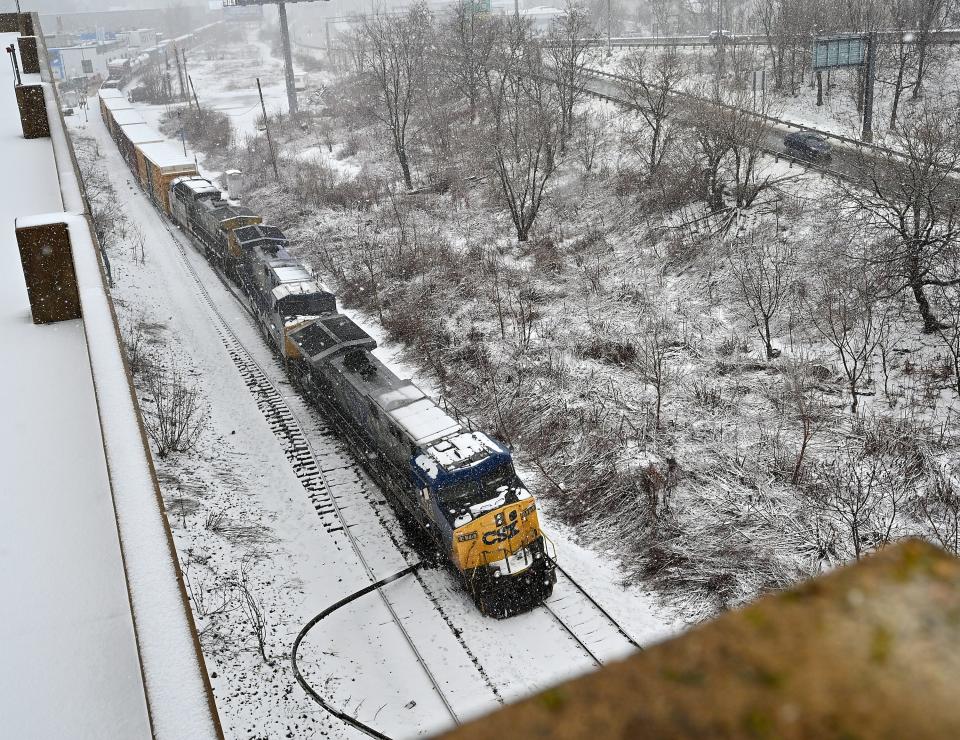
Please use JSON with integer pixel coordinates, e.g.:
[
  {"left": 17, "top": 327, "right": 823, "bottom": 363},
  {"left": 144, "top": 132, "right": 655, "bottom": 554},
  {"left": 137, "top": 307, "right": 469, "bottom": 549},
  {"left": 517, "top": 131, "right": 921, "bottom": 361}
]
[
  {"left": 18, "top": 12, "right": 35, "bottom": 37},
  {"left": 15, "top": 84, "right": 49, "bottom": 139},
  {"left": 17, "top": 35, "right": 39, "bottom": 74},
  {"left": 15, "top": 219, "right": 81, "bottom": 324}
]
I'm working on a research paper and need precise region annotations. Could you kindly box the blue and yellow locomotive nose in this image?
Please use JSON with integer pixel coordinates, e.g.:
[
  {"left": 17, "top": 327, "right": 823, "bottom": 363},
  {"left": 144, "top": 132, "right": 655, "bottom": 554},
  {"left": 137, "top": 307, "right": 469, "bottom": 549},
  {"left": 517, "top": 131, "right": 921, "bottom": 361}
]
[{"left": 452, "top": 498, "right": 542, "bottom": 571}]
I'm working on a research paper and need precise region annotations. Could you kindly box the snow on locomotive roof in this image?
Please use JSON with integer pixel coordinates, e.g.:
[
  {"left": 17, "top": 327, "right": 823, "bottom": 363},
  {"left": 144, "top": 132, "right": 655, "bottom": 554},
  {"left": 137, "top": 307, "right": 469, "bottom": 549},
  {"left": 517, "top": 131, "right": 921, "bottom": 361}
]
[
  {"left": 389, "top": 399, "right": 461, "bottom": 446},
  {"left": 111, "top": 109, "right": 145, "bottom": 126},
  {"left": 98, "top": 87, "right": 125, "bottom": 100},
  {"left": 428, "top": 432, "right": 501, "bottom": 470},
  {"left": 120, "top": 122, "right": 163, "bottom": 145},
  {"left": 291, "top": 314, "right": 376, "bottom": 360},
  {"left": 234, "top": 223, "right": 287, "bottom": 248},
  {"left": 137, "top": 141, "right": 196, "bottom": 170},
  {"left": 176, "top": 176, "right": 220, "bottom": 196},
  {"left": 270, "top": 261, "right": 312, "bottom": 284},
  {"left": 271, "top": 280, "right": 326, "bottom": 302}
]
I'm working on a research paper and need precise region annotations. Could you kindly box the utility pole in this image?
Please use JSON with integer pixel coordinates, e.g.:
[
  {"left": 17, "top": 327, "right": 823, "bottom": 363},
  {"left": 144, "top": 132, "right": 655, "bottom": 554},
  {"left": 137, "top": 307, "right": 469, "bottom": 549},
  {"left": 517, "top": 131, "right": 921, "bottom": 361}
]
[
  {"left": 231, "top": 0, "right": 331, "bottom": 118},
  {"left": 257, "top": 77, "right": 280, "bottom": 181},
  {"left": 861, "top": 32, "right": 877, "bottom": 142},
  {"left": 173, "top": 44, "right": 186, "bottom": 102},
  {"left": 277, "top": 1, "right": 298, "bottom": 116},
  {"left": 606, "top": 0, "right": 611, "bottom": 51}
]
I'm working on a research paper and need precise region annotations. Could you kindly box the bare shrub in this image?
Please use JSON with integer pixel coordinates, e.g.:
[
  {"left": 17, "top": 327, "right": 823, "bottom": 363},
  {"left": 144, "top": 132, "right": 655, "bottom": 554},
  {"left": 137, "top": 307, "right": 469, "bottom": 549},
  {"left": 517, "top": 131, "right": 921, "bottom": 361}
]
[
  {"left": 576, "top": 335, "right": 637, "bottom": 365},
  {"left": 142, "top": 359, "right": 209, "bottom": 458},
  {"left": 806, "top": 449, "right": 920, "bottom": 561},
  {"left": 239, "top": 561, "right": 269, "bottom": 663},
  {"left": 121, "top": 315, "right": 151, "bottom": 376},
  {"left": 803, "top": 266, "right": 888, "bottom": 412},
  {"left": 918, "top": 465, "right": 960, "bottom": 555}
]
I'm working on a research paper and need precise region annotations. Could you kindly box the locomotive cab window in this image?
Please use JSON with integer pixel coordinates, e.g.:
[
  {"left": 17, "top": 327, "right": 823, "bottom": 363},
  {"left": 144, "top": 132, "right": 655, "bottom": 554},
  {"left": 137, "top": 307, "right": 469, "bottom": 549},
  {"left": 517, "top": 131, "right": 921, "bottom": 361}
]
[
  {"left": 439, "top": 480, "right": 486, "bottom": 510},
  {"left": 481, "top": 465, "right": 524, "bottom": 501}
]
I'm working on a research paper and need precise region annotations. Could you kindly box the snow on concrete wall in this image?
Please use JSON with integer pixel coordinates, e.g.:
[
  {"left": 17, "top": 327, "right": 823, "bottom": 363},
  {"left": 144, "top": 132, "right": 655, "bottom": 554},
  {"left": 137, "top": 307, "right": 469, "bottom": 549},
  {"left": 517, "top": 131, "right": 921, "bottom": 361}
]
[{"left": 38, "top": 29, "right": 223, "bottom": 739}]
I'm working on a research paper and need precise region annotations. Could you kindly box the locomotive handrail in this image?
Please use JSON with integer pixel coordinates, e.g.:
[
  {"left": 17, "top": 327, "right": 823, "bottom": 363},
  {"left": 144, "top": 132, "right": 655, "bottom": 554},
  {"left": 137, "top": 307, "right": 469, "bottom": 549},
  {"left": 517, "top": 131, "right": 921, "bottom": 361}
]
[{"left": 291, "top": 563, "right": 422, "bottom": 740}]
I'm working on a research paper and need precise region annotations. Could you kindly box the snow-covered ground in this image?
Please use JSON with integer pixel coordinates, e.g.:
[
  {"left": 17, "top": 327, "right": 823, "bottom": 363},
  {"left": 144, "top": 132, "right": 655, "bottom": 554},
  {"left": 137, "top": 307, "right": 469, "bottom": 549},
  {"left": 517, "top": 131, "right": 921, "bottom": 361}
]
[{"left": 66, "top": 37, "right": 680, "bottom": 740}]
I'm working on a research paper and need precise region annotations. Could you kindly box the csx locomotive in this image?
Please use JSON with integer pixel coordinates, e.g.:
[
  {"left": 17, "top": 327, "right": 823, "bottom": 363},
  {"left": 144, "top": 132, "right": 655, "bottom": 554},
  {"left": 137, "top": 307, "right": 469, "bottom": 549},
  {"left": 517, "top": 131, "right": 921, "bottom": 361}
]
[{"left": 101, "top": 91, "right": 557, "bottom": 616}]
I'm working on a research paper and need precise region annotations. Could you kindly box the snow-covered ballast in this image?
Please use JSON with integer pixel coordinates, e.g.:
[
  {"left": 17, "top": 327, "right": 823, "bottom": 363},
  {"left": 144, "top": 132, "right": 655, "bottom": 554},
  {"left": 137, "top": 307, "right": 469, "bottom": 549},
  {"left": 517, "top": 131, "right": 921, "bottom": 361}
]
[{"left": 289, "top": 316, "right": 556, "bottom": 617}]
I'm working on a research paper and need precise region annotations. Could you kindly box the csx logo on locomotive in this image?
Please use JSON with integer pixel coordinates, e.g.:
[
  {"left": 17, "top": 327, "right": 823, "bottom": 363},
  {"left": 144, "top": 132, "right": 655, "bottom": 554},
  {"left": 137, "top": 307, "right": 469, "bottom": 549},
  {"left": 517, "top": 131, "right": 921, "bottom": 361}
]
[
  {"left": 482, "top": 509, "right": 520, "bottom": 545},
  {"left": 482, "top": 521, "right": 519, "bottom": 545}
]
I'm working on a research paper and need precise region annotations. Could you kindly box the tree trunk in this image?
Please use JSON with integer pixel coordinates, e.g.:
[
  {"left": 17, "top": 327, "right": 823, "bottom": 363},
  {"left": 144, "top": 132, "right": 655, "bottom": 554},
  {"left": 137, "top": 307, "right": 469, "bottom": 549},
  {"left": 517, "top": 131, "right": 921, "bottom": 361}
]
[
  {"left": 911, "top": 279, "right": 941, "bottom": 333},
  {"left": 912, "top": 37, "right": 929, "bottom": 99},
  {"left": 889, "top": 55, "right": 906, "bottom": 127},
  {"left": 816, "top": 71, "right": 823, "bottom": 106},
  {"left": 397, "top": 144, "right": 412, "bottom": 190}
]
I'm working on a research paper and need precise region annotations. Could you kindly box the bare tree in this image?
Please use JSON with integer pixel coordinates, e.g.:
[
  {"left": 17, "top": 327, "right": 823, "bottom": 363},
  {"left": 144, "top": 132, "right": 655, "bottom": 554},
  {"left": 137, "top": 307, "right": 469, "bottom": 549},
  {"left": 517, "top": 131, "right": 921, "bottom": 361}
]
[
  {"left": 911, "top": 0, "right": 949, "bottom": 99},
  {"left": 782, "top": 358, "right": 831, "bottom": 485},
  {"left": 723, "top": 89, "right": 775, "bottom": 210},
  {"left": 636, "top": 318, "right": 682, "bottom": 428},
  {"left": 804, "top": 267, "right": 888, "bottom": 413},
  {"left": 482, "top": 19, "right": 562, "bottom": 242},
  {"left": 441, "top": 1, "right": 498, "bottom": 122},
  {"left": 142, "top": 358, "right": 209, "bottom": 458},
  {"left": 840, "top": 102, "right": 960, "bottom": 332},
  {"left": 689, "top": 92, "right": 731, "bottom": 212},
  {"left": 573, "top": 109, "right": 607, "bottom": 172},
  {"left": 727, "top": 229, "right": 797, "bottom": 360},
  {"left": 882, "top": 0, "right": 919, "bottom": 127},
  {"left": 361, "top": 4, "right": 433, "bottom": 189},
  {"left": 618, "top": 47, "right": 687, "bottom": 177},
  {"left": 545, "top": 1, "right": 597, "bottom": 148}
]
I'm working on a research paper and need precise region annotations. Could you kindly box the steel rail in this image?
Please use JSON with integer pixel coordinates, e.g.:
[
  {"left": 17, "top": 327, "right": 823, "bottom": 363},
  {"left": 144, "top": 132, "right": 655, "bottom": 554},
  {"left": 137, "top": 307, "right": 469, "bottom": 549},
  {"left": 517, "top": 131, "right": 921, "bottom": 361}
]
[
  {"left": 541, "top": 602, "right": 602, "bottom": 668},
  {"left": 555, "top": 565, "right": 643, "bottom": 651}
]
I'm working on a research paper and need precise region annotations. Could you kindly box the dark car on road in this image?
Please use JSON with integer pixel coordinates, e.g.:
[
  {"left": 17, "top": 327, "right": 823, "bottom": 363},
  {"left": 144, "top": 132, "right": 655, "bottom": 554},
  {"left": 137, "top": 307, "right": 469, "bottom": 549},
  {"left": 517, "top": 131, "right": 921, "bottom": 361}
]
[
  {"left": 708, "top": 29, "right": 735, "bottom": 43},
  {"left": 784, "top": 131, "right": 832, "bottom": 161}
]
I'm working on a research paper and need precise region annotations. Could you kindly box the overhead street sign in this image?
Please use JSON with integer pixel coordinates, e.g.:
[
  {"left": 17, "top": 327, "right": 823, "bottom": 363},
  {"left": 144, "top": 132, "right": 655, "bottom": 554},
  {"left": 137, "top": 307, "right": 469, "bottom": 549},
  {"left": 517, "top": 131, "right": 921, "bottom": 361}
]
[{"left": 812, "top": 34, "right": 868, "bottom": 70}]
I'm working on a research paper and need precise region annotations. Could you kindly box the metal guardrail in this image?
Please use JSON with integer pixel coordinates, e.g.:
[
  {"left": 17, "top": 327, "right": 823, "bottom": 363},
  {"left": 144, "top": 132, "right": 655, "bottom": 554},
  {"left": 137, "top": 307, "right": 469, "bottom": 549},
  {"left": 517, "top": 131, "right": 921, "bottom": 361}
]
[
  {"left": 578, "top": 29, "right": 960, "bottom": 49},
  {"left": 584, "top": 65, "right": 891, "bottom": 155}
]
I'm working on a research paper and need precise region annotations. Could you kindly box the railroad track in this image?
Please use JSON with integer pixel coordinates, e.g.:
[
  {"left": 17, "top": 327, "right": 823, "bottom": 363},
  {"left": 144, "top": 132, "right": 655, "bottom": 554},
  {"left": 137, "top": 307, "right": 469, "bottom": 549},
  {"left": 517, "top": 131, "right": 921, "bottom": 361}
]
[
  {"left": 155, "top": 217, "right": 462, "bottom": 729},
  {"left": 542, "top": 566, "right": 642, "bottom": 667}
]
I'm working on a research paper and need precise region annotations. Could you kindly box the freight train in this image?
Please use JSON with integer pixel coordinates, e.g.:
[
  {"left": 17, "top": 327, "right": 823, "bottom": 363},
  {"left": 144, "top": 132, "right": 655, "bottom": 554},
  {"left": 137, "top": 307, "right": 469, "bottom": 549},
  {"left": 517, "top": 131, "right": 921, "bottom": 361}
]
[{"left": 98, "top": 89, "right": 557, "bottom": 617}]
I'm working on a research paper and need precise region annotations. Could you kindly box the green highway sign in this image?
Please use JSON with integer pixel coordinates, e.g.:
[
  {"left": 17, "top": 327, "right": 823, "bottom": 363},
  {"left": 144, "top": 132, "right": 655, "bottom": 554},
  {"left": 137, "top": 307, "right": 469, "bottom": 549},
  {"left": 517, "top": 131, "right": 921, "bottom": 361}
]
[{"left": 812, "top": 34, "right": 867, "bottom": 70}]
